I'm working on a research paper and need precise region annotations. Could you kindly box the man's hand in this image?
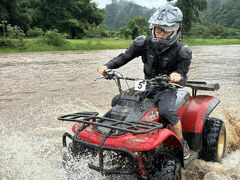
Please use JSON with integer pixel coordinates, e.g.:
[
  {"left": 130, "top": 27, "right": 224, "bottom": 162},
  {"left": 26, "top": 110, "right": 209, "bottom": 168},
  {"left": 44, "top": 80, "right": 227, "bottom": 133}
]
[
  {"left": 97, "top": 65, "right": 108, "bottom": 75},
  {"left": 170, "top": 72, "right": 182, "bottom": 83}
]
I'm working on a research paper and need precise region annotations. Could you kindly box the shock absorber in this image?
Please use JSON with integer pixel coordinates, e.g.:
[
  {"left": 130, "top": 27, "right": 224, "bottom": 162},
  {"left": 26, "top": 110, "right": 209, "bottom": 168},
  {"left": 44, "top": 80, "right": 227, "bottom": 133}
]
[{"left": 136, "top": 154, "right": 148, "bottom": 179}]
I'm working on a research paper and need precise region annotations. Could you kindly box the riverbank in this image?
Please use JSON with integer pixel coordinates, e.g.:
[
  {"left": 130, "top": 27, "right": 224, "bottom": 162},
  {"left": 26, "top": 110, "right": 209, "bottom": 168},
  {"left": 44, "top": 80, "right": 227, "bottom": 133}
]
[{"left": 0, "top": 38, "right": 240, "bottom": 54}]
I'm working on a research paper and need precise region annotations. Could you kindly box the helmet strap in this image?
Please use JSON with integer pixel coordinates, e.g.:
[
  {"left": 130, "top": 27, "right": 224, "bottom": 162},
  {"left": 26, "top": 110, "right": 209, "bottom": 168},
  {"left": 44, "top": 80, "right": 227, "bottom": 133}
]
[
  {"left": 168, "top": 31, "right": 177, "bottom": 40},
  {"left": 152, "top": 27, "right": 156, "bottom": 38}
]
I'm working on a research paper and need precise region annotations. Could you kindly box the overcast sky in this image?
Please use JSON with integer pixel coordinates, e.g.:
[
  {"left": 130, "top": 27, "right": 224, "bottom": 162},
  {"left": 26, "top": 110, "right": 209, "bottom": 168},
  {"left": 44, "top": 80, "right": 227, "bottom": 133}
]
[{"left": 92, "top": 0, "right": 169, "bottom": 9}]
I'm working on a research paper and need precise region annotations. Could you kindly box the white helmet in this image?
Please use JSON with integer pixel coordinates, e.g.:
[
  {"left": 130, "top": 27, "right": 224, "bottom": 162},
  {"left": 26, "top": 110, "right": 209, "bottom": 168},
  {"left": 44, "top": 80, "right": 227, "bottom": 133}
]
[{"left": 148, "top": 5, "right": 183, "bottom": 46}]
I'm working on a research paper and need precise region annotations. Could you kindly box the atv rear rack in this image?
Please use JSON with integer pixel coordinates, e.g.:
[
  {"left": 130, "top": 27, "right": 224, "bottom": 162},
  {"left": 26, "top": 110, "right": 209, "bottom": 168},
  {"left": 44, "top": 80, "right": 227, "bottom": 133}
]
[
  {"left": 185, "top": 81, "right": 220, "bottom": 96},
  {"left": 58, "top": 112, "right": 163, "bottom": 134}
]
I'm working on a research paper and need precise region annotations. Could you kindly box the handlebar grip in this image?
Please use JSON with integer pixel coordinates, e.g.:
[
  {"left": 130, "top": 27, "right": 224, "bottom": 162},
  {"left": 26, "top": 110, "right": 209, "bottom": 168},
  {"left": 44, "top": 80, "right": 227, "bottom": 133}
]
[{"left": 103, "top": 69, "right": 114, "bottom": 80}]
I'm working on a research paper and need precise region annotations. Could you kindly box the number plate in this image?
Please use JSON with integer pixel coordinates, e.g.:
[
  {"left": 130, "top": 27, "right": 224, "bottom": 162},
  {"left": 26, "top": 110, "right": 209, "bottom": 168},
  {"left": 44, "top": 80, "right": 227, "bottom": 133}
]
[{"left": 135, "top": 80, "right": 147, "bottom": 91}]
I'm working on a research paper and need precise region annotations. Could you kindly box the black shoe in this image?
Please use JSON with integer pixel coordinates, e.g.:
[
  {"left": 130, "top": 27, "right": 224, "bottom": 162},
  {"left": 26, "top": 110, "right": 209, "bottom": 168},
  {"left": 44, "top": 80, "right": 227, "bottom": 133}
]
[{"left": 181, "top": 138, "right": 190, "bottom": 159}]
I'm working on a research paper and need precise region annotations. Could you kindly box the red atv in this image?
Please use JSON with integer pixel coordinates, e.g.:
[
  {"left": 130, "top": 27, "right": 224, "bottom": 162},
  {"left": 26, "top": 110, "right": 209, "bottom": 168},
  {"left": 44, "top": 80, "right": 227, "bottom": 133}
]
[{"left": 59, "top": 70, "right": 226, "bottom": 179}]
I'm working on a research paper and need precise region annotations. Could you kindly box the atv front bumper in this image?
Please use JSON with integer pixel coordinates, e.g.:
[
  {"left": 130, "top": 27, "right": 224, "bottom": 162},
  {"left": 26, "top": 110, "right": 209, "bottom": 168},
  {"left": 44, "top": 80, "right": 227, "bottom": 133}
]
[{"left": 63, "top": 132, "right": 139, "bottom": 176}]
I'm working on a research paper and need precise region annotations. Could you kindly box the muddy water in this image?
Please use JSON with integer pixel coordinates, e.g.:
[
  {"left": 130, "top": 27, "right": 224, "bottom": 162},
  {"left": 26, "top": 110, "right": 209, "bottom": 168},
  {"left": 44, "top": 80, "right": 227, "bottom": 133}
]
[{"left": 0, "top": 45, "right": 239, "bottom": 180}]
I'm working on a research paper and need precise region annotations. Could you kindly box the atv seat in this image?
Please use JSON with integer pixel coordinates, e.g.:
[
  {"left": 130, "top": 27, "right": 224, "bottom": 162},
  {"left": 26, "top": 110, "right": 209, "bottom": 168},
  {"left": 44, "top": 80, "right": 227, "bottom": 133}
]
[
  {"left": 111, "top": 89, "right": 190, "bottom": 110},
  {"left": 176, "top": 90, "right": 190, "bottom": 110}
]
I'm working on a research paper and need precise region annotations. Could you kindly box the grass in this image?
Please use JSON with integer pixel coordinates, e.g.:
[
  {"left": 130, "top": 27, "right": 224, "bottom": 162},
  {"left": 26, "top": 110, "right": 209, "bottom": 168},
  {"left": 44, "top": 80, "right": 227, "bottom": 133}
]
[
  {"left": 183, "top": 38, "right": 240, "bottom": 46},
  {"left": 0, "top": 38, "right": 240, "bottom": 54}
]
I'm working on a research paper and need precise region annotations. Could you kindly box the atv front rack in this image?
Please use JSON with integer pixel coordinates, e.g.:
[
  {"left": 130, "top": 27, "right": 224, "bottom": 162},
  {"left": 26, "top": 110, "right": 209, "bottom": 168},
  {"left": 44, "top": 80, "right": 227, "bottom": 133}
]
[
  {"left": 58, "top": 112, "right": 163, "bottom": 134},
  {"left": 59, "top": 112, "right": 163, "bottom": 176}
]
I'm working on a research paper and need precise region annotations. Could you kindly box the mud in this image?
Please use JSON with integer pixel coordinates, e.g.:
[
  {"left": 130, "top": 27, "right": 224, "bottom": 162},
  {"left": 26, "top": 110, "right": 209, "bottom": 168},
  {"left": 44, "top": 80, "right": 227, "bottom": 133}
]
[{"left": 0, "top": 45, "right": 239, "bottom": 179}]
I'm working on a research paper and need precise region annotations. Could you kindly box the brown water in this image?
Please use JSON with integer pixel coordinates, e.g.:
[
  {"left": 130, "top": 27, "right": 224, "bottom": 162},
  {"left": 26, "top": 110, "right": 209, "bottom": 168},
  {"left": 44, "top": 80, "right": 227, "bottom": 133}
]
[{"left": 0, "top": 45, "right": 239, "bottom": 180}]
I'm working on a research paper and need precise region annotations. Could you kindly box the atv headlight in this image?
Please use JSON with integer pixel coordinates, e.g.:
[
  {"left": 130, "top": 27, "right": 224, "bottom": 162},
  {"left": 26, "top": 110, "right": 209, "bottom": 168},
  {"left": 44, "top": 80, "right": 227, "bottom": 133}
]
[{"left": 141, "top": 108, "right": 160, "bottom": 122}]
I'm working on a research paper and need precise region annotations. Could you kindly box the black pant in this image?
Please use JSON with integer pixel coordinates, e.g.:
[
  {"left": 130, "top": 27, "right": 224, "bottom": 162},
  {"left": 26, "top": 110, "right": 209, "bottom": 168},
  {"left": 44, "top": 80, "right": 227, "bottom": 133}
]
[{"left": 149, "top": 87, "right": 179, "bottom": 126}]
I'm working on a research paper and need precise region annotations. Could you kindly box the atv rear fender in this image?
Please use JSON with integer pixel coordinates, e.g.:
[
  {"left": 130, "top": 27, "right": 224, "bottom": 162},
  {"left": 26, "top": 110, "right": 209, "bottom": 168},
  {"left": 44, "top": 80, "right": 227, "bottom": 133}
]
[{"left": 179, "top": 95, "right": 220, "bottom": 133}]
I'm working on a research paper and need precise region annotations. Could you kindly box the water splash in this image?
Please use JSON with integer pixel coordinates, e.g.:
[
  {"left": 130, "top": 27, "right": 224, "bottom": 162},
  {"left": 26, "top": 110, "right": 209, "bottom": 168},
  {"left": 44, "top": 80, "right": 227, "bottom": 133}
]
[{"left": 223, "top": 108, "right": 240, "bottom": 150}]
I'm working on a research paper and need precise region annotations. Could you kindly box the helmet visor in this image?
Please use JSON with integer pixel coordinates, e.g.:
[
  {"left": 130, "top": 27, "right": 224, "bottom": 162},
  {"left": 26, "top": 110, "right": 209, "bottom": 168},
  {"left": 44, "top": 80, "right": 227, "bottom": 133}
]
[{"left": 154, "top": 24, "right": 180, "bottom": 31}]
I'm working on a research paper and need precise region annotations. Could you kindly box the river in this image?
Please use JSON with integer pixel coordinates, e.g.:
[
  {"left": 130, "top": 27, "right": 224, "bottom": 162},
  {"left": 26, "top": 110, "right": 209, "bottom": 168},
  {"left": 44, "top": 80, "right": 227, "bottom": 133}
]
[{"left": 0, "top": 45, "right": 239, "bottom": 180}]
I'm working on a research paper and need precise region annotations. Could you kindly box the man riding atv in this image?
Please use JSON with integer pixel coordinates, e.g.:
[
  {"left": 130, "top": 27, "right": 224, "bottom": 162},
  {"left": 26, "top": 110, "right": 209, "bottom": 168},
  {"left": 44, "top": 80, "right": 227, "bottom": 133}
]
[{"left": 98, "top": 5, "right": 191, "bottom": 159}]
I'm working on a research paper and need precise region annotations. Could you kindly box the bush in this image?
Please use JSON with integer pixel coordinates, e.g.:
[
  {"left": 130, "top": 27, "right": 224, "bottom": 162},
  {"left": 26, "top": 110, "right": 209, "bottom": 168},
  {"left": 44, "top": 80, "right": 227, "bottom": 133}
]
[
  {"left": 44, "top": 29, "right": 68, "bottom": 46},
  {"left": 0, "top": 38, "right": 26, "bottom": 49},
  {"left": 0, "top": 38, "right": 15, "bottom": 47},
  {"left": 188, "top": 23, "right": 240, "bottom": 39},
  {"left": 27, "top": 27, "right": 44, "bottom": 37},
  {"left": 188, "top": 25, "right": 207, "bottom": 38},
  {"left": 7, "top": 24, "right": 26, "bottom": 38},
  {"left": 118, "top": 27, "right": 132, "bottom": 39},
  {"left": 206, "top": 24, "right": 225, "bottom": 38},
  {"left": 107, "top": 30, "right": 120, "bottom": 39},
  {"left": 85, "top": 25, "right": 109, "bottom": 38}
]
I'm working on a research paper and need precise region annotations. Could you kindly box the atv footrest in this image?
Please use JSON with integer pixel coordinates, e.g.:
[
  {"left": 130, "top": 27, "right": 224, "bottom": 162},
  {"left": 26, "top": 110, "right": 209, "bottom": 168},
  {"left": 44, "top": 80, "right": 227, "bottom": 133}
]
[
  {"left": 58, "top": 112, "right": 163, "bottom": 134},
  {"left": 183, "top": 150, "right": 199, "bottom": 168}
]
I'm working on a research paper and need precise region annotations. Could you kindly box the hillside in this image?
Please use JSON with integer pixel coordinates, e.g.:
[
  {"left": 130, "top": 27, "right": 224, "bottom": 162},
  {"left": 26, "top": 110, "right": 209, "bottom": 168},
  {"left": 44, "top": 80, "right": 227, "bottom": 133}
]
[
  {"left": 103, "top": 0, "right": 155, "bottom": 30},
  {"left": 104, "top": 0, "right": 240, "bottom": 31},
  {"left": 201, "top": 0, "right": 240, "bottom": 28}
]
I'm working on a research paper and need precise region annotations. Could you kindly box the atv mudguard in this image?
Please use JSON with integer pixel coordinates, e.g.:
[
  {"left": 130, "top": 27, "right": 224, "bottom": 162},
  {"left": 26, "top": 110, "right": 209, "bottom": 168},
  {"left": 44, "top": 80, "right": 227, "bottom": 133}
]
[
  {"left": 178, "top": 95, "right": 220, "bottom": 133},
  {"left": 178, "top": 95, "right": 220, "bottom": 151},
  {"left": 72, "top": 124, "right": 183, "bottom": 152},
  {"left": 72, "top": 122, "right": 185, "bottom": 166}
]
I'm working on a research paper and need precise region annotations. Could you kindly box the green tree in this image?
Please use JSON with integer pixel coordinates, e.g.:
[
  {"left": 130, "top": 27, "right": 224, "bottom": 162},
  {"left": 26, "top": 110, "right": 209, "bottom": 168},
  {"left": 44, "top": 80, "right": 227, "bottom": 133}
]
[
  {"left": 31, "top": 0, "right": 105, "bottom": 38},
  {"left": 128, "top": 16, "right": 148, "bottom": 39},
  {"left": 176, "top": 0, "right": 207, "bottom": 34},
  {"left": 0, "top": 0, "right": 32, "bottom": 34}
]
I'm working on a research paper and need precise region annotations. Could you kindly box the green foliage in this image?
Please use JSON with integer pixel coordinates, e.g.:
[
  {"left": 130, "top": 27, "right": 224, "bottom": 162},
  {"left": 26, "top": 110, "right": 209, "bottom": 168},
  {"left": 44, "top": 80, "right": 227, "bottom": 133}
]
[
  {"left": 0, "top": 20, "right": 8, "bottom": 38},
  {"left": 104, "top": 0, "right": 207, "bottom": 35},
  {"left": 0, "top": 38, "right": 27, "bottom": 49},
  {"left": 0, "top": 38, "right": 15, "bottom": 48},
  {"left": 107, "top": 30, "right": 120, "bottom": 39},
  {"left": 32, "top": 0, "right": 105, "bottom": 38},
  {"left": 1, "top": 38, "right": 240, "bottom": 54},
  {"left": 104, "top": 0, "right": 155, "bottom": 30},
  {"left": 188, "top": 24, "right": 240, "bottom": 39},
  {"left": 201, "top": 0, "right": 240, "bottom": 29},
  {"left": 7, "top": 24, "right": 26, "bottom": 38},
  {"left": 27, "top": 27, "right": 44, "bottom": 37},
  {"left": 128, "top": 16, "right": 148, "bottom": 39},
  {"left": 43, "top": 29, "right": 68, "bottom": 47},
  {"left": 0, "top": 0, "right": 32, "bottom": 33},
  {"left": 176, "top": 0, "right": 207, "bottom": 34},
  {"left": 118, "top": 27, "right": 132, "bottom": 39},
  {"left": 116, "top": 16, "right": 149, "bottom": 39},
  {"left": 85, "top": 25, "right": 109, "bottom": 38}
]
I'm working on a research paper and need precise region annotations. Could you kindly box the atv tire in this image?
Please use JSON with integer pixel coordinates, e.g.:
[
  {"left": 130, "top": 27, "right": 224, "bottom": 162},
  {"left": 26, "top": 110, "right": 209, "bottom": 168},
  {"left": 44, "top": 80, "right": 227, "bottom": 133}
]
[
  {"left": 150, "top": 159, "right": 181, "bottom": 180},
  {"left": 201, "top": 117, "right": 226, "bottom": 162}
]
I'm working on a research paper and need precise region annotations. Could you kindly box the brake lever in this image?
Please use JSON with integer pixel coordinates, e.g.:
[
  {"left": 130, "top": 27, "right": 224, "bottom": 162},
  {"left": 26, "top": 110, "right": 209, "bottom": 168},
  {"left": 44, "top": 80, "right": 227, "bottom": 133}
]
[
  {"left": 169, "top": 82, "right": 183, "bottom": 88},
  {"left": 94, "top": 77, "right": 105, "bottom": 81}
]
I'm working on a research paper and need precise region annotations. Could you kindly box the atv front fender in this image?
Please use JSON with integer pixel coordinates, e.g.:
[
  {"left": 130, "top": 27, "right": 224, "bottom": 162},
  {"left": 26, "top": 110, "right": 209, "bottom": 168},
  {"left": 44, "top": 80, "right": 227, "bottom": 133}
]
[
  {"left": 179, "top": 95, "right": 220, "bottom": 133},
  {"left": 77, "top": 127, "right": 183, "bottom": 152}
]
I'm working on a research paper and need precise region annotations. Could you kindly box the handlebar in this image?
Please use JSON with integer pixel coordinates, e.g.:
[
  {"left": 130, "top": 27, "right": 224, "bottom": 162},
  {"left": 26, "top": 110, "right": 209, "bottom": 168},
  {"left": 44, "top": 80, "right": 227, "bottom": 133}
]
[
  {"left": 103, "top": 69, "right": 167, "bottom": 81},
  {"left": 101, "top": 70, "right": 219, "bottom": 95},
  {"left": 102, "top": 70, "right": 183, "bottom": 93}
]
